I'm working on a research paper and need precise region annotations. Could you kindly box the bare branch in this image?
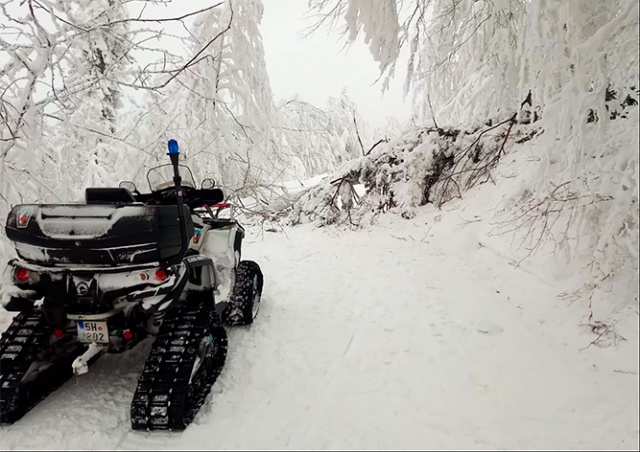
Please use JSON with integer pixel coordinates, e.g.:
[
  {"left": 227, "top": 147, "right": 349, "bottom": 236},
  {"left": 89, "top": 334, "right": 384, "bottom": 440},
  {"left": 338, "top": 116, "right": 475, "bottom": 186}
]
[
  {"left": 115, "top": 3, "right": 233, "bottom": 91},
  {"left": 106, "top": 2, "right": 225, "bottom": 26}
]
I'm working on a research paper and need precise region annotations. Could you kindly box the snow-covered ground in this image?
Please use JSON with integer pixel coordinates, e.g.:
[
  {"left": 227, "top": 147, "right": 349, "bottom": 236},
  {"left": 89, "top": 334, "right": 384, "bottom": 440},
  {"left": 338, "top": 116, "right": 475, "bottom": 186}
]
[{"left": 0, "top": 183, "right": 638, "bottom": 450}]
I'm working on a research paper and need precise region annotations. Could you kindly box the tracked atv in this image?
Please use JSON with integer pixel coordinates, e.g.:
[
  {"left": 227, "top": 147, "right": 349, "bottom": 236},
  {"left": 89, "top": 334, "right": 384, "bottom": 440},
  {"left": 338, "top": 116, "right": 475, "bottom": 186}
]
[{"left": 0, "top": 140, "right": 263, "bottom": 430}]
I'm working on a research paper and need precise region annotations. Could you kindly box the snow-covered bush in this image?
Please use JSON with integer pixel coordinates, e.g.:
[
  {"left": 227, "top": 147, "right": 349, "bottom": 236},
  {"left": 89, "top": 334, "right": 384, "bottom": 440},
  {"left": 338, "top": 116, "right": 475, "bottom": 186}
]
[{"left": 289, "top": 114, "right": 522, "bottom": 225}]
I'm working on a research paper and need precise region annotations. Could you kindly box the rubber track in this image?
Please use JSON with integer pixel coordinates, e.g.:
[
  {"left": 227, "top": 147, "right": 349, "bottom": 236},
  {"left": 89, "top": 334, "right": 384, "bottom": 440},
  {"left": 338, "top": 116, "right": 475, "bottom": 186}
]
[
  {"left": 223, "top": 260, "right": 263, "bottom": 326},
  {"left": 0, "top": 310, "right": 85, "bottom": 424},
  {"left": 130, "top": 294, "right": 228, "bottom": 431}
]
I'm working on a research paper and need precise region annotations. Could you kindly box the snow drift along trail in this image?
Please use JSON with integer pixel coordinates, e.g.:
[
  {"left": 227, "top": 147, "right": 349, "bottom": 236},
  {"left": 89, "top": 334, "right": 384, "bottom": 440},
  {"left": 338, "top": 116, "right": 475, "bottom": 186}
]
[{"left": 0, "top": 183, "right": 637, "bottom": 450}]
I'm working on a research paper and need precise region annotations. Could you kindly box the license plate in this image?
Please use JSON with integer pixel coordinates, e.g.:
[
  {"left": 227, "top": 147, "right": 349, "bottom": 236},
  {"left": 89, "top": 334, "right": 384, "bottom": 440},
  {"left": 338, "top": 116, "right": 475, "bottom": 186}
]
[{"left": 76, "top": 321, "right": 109, "bottom": 344}]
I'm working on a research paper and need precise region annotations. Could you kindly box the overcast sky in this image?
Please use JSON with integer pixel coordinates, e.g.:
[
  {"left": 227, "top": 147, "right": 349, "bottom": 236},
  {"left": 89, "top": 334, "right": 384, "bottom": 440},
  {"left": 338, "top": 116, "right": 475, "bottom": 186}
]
[{"left": 260, "top": 1, "right": 412, "bottom": 128}]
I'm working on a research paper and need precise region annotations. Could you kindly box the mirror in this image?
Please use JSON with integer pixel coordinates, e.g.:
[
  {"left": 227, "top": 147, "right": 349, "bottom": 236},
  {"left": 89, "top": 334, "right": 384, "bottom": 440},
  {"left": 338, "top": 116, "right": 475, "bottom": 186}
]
[
  {"left": 201, "top": 178, "right": 216, "bottom": 189},
  {"left": 119, "top": 181, "right": 138, "bottom": 193}
]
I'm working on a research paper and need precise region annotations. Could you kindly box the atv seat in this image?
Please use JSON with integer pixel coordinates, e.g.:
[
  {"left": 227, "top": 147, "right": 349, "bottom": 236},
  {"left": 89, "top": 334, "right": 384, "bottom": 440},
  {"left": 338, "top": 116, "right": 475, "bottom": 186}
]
[{"left": 85, "top": 188, "right": 136, "bottom": 204}]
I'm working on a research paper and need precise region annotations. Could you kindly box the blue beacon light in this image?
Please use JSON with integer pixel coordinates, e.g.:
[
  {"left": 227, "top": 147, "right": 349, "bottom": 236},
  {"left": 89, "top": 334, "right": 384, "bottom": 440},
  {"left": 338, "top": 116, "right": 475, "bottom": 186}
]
[{"left": 168, "top": 139, "right": 180, "bottom": 154}]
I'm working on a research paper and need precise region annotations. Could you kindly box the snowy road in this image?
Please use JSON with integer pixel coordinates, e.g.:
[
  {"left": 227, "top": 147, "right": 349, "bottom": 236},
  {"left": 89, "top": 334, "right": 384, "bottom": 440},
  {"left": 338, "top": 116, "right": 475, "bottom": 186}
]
[{"left": 0, "top": 201, "right": 638, "bottom": 450}]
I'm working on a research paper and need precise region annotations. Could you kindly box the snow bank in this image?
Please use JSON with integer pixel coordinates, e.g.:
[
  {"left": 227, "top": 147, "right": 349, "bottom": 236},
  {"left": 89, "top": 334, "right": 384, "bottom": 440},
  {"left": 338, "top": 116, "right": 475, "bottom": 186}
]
[{"left": 288, "top": 106, "right": 638, "bottom": 344}]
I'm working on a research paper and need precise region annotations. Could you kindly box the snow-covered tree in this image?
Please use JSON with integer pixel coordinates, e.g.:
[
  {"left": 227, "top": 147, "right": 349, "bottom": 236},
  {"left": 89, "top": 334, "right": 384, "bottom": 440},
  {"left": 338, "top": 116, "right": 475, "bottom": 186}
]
[
  {"left": 307, "top": 0, "right": 639, "bottom": 328},
  {"left": 136, "top": 0, "right": 291, "bottom": 202},
  {"left": 275, "top": 90, "right": 372, "bottom": 180},
  {"left": 46, "top": 0, "right": 133, "bottom": 196}
]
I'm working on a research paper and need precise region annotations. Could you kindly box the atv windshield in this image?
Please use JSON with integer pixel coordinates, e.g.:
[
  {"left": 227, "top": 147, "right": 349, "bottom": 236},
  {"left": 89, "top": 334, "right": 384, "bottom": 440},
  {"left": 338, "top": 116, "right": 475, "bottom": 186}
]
[{"left": 147, "top": 164, "right": 197, "bottom": 192}]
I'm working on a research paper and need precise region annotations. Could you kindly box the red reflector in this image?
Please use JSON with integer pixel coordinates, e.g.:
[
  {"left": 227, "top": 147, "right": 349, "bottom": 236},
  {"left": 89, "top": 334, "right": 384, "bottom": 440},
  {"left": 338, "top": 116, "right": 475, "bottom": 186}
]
[
  {"left": 123, "top": 329, "right": 134, "bottom": 341},
  {"left": 140, "top": 272, "right": 148, "bottom": 281},
  {"left": 53, "top": 329, "right": 64, "bottom": 339},
  {"left": 154, "top": 269, "right": 168, "bottom": 281},
  {"left": 15, "top": 268, "right": 30, "bottom": 282},
  {"left": 19, "top": 214, "right": 28, "bottom": 224}
]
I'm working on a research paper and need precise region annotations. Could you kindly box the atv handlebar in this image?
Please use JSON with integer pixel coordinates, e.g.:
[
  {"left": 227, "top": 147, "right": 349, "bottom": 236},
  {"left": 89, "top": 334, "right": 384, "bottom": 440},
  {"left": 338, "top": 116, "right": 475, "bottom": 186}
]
[
  {"left": 197, "top": 203, "right": 233, "bottom": 221},
  {"left": 203, "top": 203, "right": 232, "bottom": 209}
]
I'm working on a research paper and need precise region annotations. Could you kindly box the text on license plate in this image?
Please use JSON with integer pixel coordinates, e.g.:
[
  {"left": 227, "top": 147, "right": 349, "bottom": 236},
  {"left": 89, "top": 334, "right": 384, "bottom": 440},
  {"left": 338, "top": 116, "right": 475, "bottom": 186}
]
[{"left": 76, "top": 320, "right": 109, "bottom": 344}]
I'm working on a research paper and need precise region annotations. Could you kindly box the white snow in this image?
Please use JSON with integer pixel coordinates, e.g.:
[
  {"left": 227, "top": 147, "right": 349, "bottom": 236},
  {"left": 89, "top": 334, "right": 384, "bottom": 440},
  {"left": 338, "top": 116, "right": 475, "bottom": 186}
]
[
  {"left": 36, "top": 205, "right": 147, "bottom": 240},
  {"left": 0, "top": 185, "right": 637, "bottom": 450}
]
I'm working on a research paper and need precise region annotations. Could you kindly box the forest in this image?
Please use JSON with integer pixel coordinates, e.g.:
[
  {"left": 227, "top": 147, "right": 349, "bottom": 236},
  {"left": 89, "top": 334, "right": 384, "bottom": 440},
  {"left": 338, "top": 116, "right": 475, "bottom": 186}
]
[{"left": 3, "top": 0, "right": 637, "bottom": 326}]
